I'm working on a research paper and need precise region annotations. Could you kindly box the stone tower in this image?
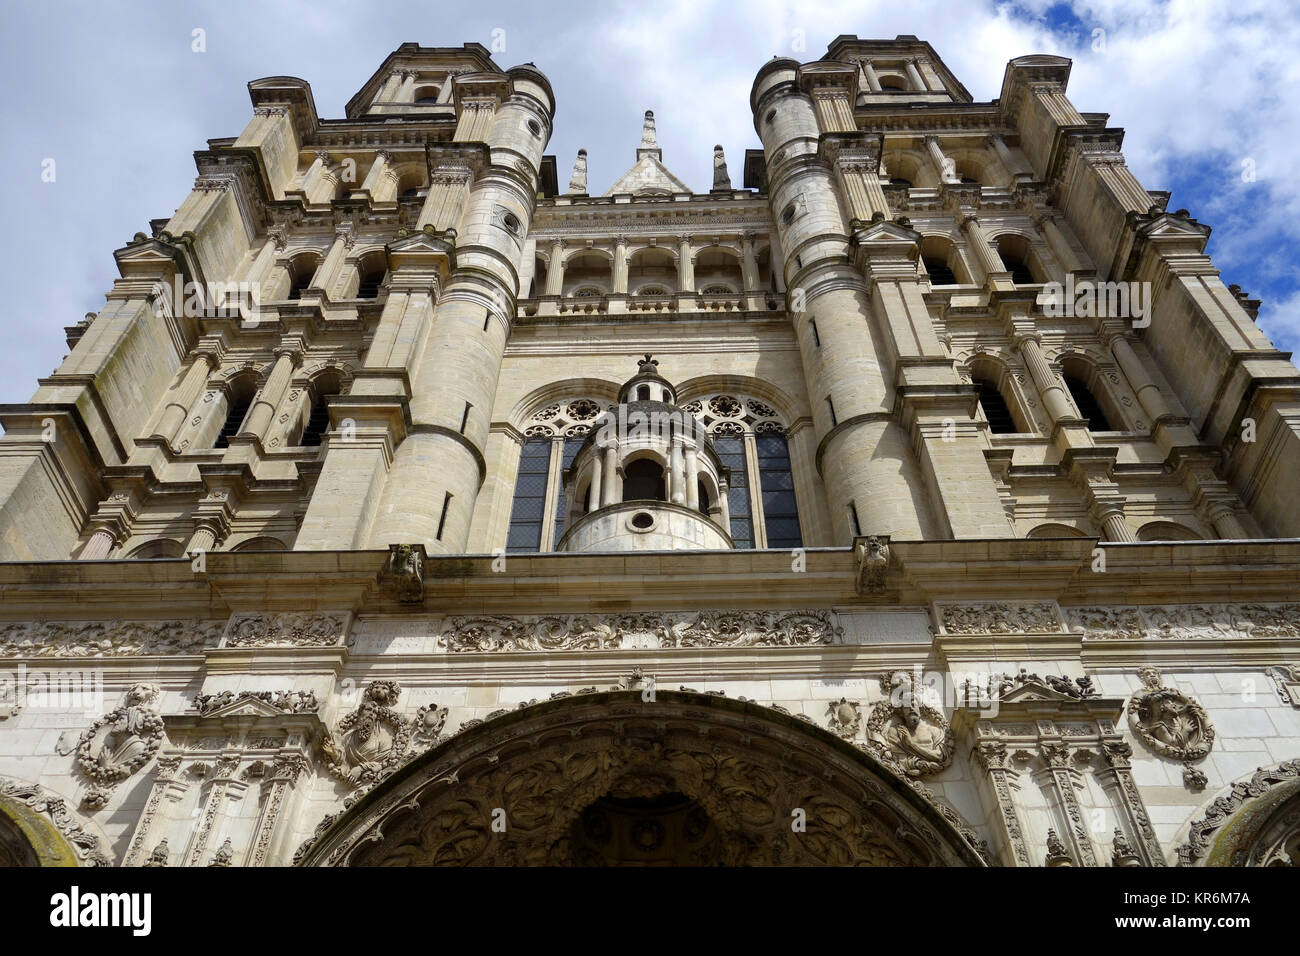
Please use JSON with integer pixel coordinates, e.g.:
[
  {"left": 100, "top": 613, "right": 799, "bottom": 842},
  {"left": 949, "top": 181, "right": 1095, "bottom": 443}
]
[{"left": 0, "top": 37, "right": 1297, "bottom": 870}]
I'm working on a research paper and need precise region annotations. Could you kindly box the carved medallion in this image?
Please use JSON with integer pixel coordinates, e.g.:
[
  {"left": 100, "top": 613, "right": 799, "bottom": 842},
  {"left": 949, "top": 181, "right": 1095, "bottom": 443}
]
[
  {"left": 865, "top": 672, "right": 954, "bottom": 777},
  {"left": 73, "top": 683, "right": 165, "bottom": 809}
]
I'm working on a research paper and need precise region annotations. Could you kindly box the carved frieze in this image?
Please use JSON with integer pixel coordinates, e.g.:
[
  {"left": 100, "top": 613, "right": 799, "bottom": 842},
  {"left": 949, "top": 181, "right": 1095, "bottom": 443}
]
[
  {"left": 223, "top": 612, "right": 347, "bottom": 648},
  {"left": 439, "top": 610, "right": 840, "bottom": 653},
  {"left": 0, "top": 620, "right": 223, "bottom": 658},
  {"left": 936, "top": 602, "right": 1061, "bottom": 635},
  {"left": 1066, "top": 603, "right": 1300, "bottom": 641},
  {"left": 193, "top": 689, "right": 319, "bottom": 716}
]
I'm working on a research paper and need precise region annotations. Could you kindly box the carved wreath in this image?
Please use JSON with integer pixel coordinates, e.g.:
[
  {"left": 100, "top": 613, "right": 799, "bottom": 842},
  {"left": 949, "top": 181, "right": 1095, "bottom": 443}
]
[
  {"left": 73, "top": 683, "right": 165, "bottom": 806},
  {"left": 1126, "top": 666, "right": 1215, "bottom": 762},
  {"left": 322, "top": 681, "right": 414, "bottom": 788}
]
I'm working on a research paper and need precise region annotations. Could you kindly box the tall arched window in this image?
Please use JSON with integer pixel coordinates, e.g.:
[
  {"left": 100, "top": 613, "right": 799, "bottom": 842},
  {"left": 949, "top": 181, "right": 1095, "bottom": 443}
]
[
  {"left": 505, "top": 437, "right": 551, "bottom": 553},
  {"left": 995, "top": 235, "right": 1038, "bottom": 285},
  {"left": 354, "top": 254, "right": 387, "bottom": 299},
  {"left": 755, "top": 429, "right": 802, "bottom": 549},
  {"left": 973, "top": 377, "right": 1018, "bottom": 434},
  {"left": 299, "top": 371, "right": 344, "bottom": 447},
  {"left": 1064, "top": 371, "right": 1113, "bottom": 431},
  {"left": 285, "top": 254, "right": 320, "bottom": 300},
  {"left": 623, "top": 458, "right": 666, "bottom": 501},
  {"left": 214, "top": 377, "right": 257, "bottom": 449}
]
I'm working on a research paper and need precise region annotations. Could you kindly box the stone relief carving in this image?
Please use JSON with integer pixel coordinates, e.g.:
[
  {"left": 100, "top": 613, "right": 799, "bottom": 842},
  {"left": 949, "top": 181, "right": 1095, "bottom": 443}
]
[
  {"left": 387, "top": 543, "right": 424, "bottom": 603},
  {"left": 73, "top": 682, "right": 166, "bottom": 809},
  {"left": 1265, "top": 665, "right": 1300, "bottom": 707},
  {"left": 937, "top": 602, "right": 1060, "bottom": 635},
  {"left": 0, "top": 619, "right": 223, "bottom": 657},
  {"left": 825, "top": 698, "right": 861, "bottom": 738},
  {"left": 0, "top": 777, "right": 112, "bottom": 866},
  {"left": 193, "top": 689, "right": 319, "bottom": 715},
  {"left": 855, "top": 535, "right": 890, "bottom": 593},
  {"left": 865, "top": 671, "right": 954, "bottom": 777},
  {"left": 439, "top": 610, "right": 840, "bottom": 652},
  {"left": 321, "top": 681, "right": 443, "bottom": 791},
  {"left": 224, "top": 612, "right": 346, "bottom": 648},
  {"left": 1127, "top": 666, "right": 1214, "bottom": 790},
  {"left": 1066, "top": 603, "right": 1300, "bottom": 640},
  {"left": 1177, "top": 759, "right": 1300, "bottom": 866}
]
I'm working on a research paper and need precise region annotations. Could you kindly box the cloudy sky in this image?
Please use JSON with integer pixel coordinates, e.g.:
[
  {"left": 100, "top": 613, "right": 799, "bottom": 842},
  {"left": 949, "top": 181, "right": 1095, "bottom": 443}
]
[{"left": 1, "top": 0, "right": 1295, "bottom": 405}]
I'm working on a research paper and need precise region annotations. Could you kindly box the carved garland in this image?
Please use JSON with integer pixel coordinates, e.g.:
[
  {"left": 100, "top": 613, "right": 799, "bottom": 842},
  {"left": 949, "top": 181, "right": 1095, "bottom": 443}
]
[{"left": 73, "top": 683, "right": 166, "bottom": 809}]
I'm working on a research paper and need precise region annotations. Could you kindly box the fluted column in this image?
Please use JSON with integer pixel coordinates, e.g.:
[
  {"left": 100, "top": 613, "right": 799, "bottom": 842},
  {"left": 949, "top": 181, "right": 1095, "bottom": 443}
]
[
  {"left": 185, "top": 521, "right": 220, "bottom": 554},
  {"left": 1015, "top": 335, "right": 1076, "bottom": 423},
  {"left": 1035, "top": 212, "right": 1085, "bottom": 275},
  {"left": 990, "top": 134, "right": 1032, "bottom": 180},
  {"left": 241, "top": 340, "right": 303, "bottom": 439},
  {"left": 78, "top": 529, "right": 117, "bottom": 560},
  {"left": 676, "top": 236, "right": 694, "bottom": 292},
  {"left": 377, "top": 72, "right": 403, "bottom": 103},
  {"left": 1095, "top": 505, "right": 1137, "bottom": 543},
  {"left": 357, "top": 150, "right": 397, "bottom": 201},
  {"left": 545, "top": 240, "right": 565, "bottom": 296}
]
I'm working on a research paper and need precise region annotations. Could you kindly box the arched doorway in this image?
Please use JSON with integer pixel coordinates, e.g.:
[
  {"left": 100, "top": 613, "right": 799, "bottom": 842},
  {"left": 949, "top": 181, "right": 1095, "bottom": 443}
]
[
  {"left": 1179, "top": 759, "right": 1300, "bottom": 866},
  {"left": 298, "top": 690, "right": 985, "bottom": 866}
]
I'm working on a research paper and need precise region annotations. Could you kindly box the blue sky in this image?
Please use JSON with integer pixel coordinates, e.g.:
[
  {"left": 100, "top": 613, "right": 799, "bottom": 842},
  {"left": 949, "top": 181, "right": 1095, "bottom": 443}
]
[{"left": 1, "top": 0, "right": 1295, "bottom": 405}]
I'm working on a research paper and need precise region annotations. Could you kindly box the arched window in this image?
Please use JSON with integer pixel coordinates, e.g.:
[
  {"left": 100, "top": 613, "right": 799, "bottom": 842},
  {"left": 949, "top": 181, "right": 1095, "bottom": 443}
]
[
  {"left": 920, "top": 236, "right": 961, "bottom": 286},
  {"left": 995, "top": 235, "right": 1038, "bottom": 285},
  {"left": 1136, "top": 521, "right": 1203, "bottom": 542},
  {"left": 285, "top": 254, "right": 320, "bottom": 300},
  {"left": 711, "top": 433, "right": 753, "bottom": 549},
  {"left": 214, "top": 376, "right": 257, "bottom": 449},
  {"left": 1026, "top": 523, "right": 1087, "bottom": 538},
  {"left": 636, "top": 385, "right": 651, "bottom": 401},
  {"left": 354, "top": 255, "right": 387, "bottom": 299},
  {"left": 412, "top": 85, "right": 440, "bottom": 105},
  {"left": 755, "top": 431, "right": 802, "bottom": 549},
  {"left": 973, "top": 377, "right": 1018, "bottom": 434},
  {"left": 230, "top": 536, "right": 288, "bottom": 552},
  {"left": 696, "top": 477, "right": 711, "bottom": 515},
  {"left": 299, "top": 371, "right": 344, "bottom": 447},
  {"left": 505, "top": 437, "right": 552, "bottom": 553},
  {"left": 1064, "top": 371, "right": 1113, "bottom": 431},
  {"left": 126, "top": 538, "right": 185, "bottom": 559},
  {"left": 889, "top": 177, "right": 913, "bottom": 188},
  {"left": 623, "top": 458, "right": 666, "bottom": 502}
]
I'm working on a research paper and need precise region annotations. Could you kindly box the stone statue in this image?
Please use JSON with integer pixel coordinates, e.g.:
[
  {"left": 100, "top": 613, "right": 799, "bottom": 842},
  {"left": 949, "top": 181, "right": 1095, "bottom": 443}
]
[{"left": 712, "top": 145, "right": 731, "bottom": 191}]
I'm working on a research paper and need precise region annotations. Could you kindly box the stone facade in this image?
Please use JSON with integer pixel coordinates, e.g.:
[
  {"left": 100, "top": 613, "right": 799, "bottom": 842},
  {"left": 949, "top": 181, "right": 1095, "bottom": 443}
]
[{"left": 0, "top": 36, "right": 1297, "bottom": 867}]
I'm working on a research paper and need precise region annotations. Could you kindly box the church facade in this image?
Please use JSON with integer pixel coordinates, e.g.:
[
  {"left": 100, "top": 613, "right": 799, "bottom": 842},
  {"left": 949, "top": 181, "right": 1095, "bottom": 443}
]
[{"left": 1, "top": 35, "right": 1298, "bottom": 867}]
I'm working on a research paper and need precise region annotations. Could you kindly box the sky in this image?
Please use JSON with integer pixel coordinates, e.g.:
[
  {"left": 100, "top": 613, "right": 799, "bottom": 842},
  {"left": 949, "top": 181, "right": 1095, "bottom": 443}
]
[{"left": 0, "top": 0, "right": 1296, "bottom": 406}]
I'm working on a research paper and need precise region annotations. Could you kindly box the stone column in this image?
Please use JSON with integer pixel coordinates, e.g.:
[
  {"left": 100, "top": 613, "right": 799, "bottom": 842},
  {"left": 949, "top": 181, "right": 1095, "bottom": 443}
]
[
  {"left": 973, "top": 740, "right": 1032, "bottom": 867},
  {"left": 396, "top": 70, "right": 417, "bottom": 104},
  {"left": 718, "top": 476, "right": 731, "bottom": 527},
  {"left": 961, "top": 215, "right": 1007, "bottom": 280},
  {"left": 612, "top": 236, "right": 629, "bottom": 294},
  {"left": 990, "top": 134, "right": 1032, "bottom": 180},
  {"left": 670, "top": 437, "right": 685, "bottom": 505},
  {"left": 926, "top": 136, "right": 957, "bottom": 183},
  {"left": 377, "top": 72, "right": 403, "bottom": 103},
  {"left": 357, "top": 150, "right": 395, "bottom": 200},
  {"left": 676, "top": 235, "right": 694, "bottom": 292},
  {"left": 860, "top": 61, "right": 882, "bottom": 92},
  {"left": 248, "top": 754, "right": 308, "bottom": 867},
  {"left": 152, "top": 349, "right": 218, "bottom": 444},
  {"left": 241, "top": 340, "right": 303, "bottom": 440},
  {"left": 1105, "top": 333, "right": 1171, "bottom": 423},
  {"left": 1015, "top": 335, "right": 1075, "bottom": 423},
  {"left": 1206, "top": 503, "right": 1248, "bottom": 539},
  {"left": 78, "top": 529, "right": 117, "bottom": 560},
  {"left": 544, "top": 239, "right": 565, "bottom": 296},
  {"left": 740, "top": 232, "right": 761, "bottom": 309},
  {"left": 588, "top": 453, "right": 603, "bottom": 510},
  {"left": 602, "top": 445, "right": 618, "bottom": 504},
  {"left": 685, "top": 447, "right": 699, "bottom": 509},
  {"left": 904, "top": 59, "right": 926, "bottom": 92},
  {"left": 1095, "top": 504, "right": 1137, "bottom": 543},
  {"left": 1034, "top": 212, "right": 1085, "bottom": 275}
]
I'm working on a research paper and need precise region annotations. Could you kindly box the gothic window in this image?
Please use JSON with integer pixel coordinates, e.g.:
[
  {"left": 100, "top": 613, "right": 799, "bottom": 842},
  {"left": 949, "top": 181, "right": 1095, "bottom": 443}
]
[
  {"left": 506, "top": 397, "right": 612, "bottom": 553},
  {"left": 505, "top": 437, "right": 551, "bottom": 553},
  {"left": 684, "top": 393, "right": 802, "bottom": 549}
]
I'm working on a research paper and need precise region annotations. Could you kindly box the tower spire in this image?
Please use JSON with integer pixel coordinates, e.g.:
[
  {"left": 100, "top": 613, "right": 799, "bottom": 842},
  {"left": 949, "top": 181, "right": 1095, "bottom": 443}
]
[{"left": 566, "top": 148, "right": 588, "bottom": 195}]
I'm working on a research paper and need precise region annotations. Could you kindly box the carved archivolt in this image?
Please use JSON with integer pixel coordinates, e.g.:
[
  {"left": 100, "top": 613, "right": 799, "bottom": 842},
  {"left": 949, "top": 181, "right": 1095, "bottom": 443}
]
[
  {"left": 0, "top": 777, "right": 112, "bottom": 866},
  {"left": 0, "top": 620, "right": 223, "bottom": 658},
  {"left": 73, "top": 683, "right": 166, "bottom": 809},
  {"left": 1177, "top": 760, "right": 1300, "bottom": 866},
  {"left": 296, "top": 691, "right": 986, "bottom": 867},
  {"left": 1066, "top": 603, "right": 1300, "bottom": 641},
  {"left": 439, "top": 610, "right": 840, "bottom": 653}
]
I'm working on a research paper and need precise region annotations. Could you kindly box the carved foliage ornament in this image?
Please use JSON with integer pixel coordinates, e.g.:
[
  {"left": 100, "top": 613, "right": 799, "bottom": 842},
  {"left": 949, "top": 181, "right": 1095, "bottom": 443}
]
[
  {"left": 74, "top": 683, "right": 165, "bottom": 809},
  {"left": 938, "top": 603, "right": 1060, "bottom": 635},
  {"left": 193, "top": 689, "right": 319, "bottom": 715},
  {"left": 321, "top": 681, "right": 447, "bottom": 792},
  {"left": 439, "top": 610, "right": 840, "bottom": 653},
  {"left": 0, "top": 619, "right": 224, "bottom": 658},
  {"left": 224, "top": 613, "right": 345, "bottom": 648},
  {"left": 1066, "top": 603, "right": 1300, "bottom": 641}
]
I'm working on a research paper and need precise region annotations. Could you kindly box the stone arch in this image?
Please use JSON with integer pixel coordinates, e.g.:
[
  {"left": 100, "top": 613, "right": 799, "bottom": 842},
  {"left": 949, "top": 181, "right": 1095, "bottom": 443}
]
[
  {"left": 1177, "top": 759, "right": 1300, "bottom": 865},
  {"left": 125, "top": 537, "right": 186, "bottom": 559},
  {"left": 296, "top": 690, "right": 986, "bottom": 867},
  {"left": 1026, "top": 522, "right": 1089, "bottom": 538},
  {"left": 0, "top": 778, "right": 112, "bottom": 866},
  {"left": 1136, "top": 520, "right": 1205, "bottom": 542},
  {"left": 508, "top": 379, "right": 619, "bottom": 433},
  {"left": 965, "top": 353, "right": 1032, "bottom": 434},
  {"left": 880, "top": 149, "right": 935, "bottom": 188},
  {"left": 676, "top": 375, "right": 801, "bottom": 426}
]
